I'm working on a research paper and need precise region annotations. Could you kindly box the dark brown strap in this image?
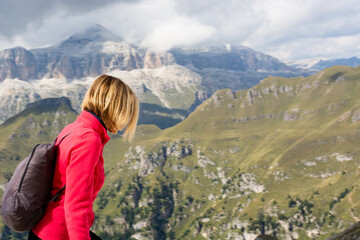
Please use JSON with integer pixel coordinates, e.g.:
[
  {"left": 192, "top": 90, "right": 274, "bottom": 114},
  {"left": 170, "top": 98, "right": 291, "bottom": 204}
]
[
  {"left": 56, "top": 132, "right": 71, "bottom": 145},
  {"left": 49, "top": 185, "right": 66, "bottom": 203},
  {"left": 49, "top": 132, "right": 71, "bottom": 203}
]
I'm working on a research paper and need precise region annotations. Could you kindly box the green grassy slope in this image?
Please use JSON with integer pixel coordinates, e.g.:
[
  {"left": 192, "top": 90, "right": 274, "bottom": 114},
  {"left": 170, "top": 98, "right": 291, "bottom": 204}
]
[
  {"left": 95, "top": 66, "right": 360, "bottom": 239},
  {"left": 1, "top": 66, "right": 360, "bottom": 239}
]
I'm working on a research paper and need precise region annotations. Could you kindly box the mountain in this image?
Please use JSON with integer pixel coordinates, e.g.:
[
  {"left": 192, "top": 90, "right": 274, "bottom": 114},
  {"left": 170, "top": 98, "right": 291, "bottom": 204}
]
[
  {"left": 0, "top": 25, "right": 308, "bottom": 82},
  {"left": 0, "top": 24, "right": 312, "bottom": 129},
  {"left": 1, "top": 66, "right": 360, "bottom": 239},
  {"left": 170, "top": 45, "right": 310, "bottom": 93},
  {"left": 286, "top": 56, "right": 360, "bottom": 71},
  {"left": 0, "top": 24, "right": 140, "bottom": 80},
  {"left": 170, "top": 44, "right": 300, "bottom": 73},
  {"left": 312, "top": 56, "right": 360, "bottom": 70},
  {"left": 285, "top": 58, "right": 326, "bottom": 70}
]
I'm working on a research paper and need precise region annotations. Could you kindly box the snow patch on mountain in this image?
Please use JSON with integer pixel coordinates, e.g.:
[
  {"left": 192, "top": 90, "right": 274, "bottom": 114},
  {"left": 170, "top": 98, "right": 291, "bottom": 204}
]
[{"left": 285, "top": 58, "right": 325, "bottom": 69}]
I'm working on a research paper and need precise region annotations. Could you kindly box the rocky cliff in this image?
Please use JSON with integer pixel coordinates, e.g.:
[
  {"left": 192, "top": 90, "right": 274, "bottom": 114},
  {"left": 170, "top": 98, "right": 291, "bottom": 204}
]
[{"left": 0, "top": 46, "right": 38, "bottom": 80}]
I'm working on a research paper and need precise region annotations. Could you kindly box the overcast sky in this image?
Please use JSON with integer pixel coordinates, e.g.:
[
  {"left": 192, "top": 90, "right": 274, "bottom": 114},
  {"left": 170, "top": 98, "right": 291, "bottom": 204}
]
[{"left": 0, "top": 0, "right": 359, "bottom": 61}]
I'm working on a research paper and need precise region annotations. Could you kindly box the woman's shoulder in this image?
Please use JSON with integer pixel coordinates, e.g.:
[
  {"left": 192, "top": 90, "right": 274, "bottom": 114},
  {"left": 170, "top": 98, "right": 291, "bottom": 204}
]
[
  {"left": 58, "top": 124, "right": 102, "bottom": 147},
  {"left": 69, "top": 128, "right": 101, "bottom": 142}
]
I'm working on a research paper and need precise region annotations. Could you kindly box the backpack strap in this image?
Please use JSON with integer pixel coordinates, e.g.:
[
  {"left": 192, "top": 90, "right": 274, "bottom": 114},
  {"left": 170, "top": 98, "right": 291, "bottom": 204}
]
[
  {"left": 49, "top": 185, "right": 66, "bottom": 203},
  {"left": 55, "top": 131, "right": 71, "bottom": 145},
  {"left": 49, "top": 132, "right": 71, "bottom": 203}
]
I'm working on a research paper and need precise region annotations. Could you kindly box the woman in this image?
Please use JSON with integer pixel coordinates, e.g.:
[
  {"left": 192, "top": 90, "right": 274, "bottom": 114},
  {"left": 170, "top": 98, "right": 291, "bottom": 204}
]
[{"left": 28, "top": 75, "right": 139, "bottom": 240}]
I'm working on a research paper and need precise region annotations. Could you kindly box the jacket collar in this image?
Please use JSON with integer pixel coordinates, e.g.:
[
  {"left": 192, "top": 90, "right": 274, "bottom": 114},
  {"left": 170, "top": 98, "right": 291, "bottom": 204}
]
[
  {"left": 77, "top": 111, "right": 110, "bottom": 144},
  {"left": 86, "top": 110, "right": 107, "bottom": 130}
]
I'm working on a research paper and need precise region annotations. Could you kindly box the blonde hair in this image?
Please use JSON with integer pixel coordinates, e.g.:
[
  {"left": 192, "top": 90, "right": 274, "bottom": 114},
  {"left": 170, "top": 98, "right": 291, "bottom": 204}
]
[{"left": 82, "top": 75, "right": 139, "bottom": 142}]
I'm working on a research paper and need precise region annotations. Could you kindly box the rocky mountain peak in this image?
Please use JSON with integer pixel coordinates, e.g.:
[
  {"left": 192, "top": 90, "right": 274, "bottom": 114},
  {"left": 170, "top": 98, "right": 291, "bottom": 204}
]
[
  {"left": 9, "top": 46, "right": 28, "bottom": 52},
  {"left": 7, "top": 24, "right": 142, "bottom": 80},
  {"left": 60, "top": 24, "right": 123, "bottom": 47}
]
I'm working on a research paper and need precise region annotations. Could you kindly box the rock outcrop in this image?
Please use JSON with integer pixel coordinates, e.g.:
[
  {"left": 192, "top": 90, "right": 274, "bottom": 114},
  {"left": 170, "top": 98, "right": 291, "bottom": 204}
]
[{"left": 0, "top": 46, "right": 38, "bottom": 81}]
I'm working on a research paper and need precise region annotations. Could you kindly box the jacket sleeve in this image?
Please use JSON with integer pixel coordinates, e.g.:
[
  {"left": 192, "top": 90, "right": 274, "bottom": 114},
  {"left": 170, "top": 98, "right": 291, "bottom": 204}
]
[{"left": 64, "top": 132, "right": 102, "bottom": 240}]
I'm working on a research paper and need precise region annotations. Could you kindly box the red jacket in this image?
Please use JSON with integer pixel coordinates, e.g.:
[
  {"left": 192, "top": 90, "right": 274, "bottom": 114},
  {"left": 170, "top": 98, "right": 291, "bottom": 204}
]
[{"left": 32, "top": 111, "right": 110, "bottom": 240}]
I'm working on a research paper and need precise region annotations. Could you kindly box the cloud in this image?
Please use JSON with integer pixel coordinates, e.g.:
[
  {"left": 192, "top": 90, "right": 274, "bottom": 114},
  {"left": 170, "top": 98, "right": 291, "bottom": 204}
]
[
  {"left": 240, "top": 0, "right": 360, "bottom": 59},
  {"left": 268, "top": 34, "right": 360, "bottom": 60},
  {"left": 0, "top": 0, "right": 360, "bottom": 60},
  {"left": 0, "top": 0, "right": 129, "bottom": 38},
  {"left": 140, "top": 17, "right": 216, "bottom": 51}
]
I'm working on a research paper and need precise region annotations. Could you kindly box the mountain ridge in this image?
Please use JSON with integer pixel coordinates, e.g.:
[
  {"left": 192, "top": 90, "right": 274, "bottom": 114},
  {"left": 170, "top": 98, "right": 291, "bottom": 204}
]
[
  {"left": 0, "top": 24, "right": 310, "bottom": 81},
  {"left": 286, "top": 56, "right": 360, "bottom": 71}
]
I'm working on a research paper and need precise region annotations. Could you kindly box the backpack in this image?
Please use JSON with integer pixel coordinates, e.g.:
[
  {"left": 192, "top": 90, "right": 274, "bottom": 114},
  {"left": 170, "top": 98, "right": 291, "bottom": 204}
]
[{"left": 0, "top": 133, "right": 69, "bottom": 232}]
